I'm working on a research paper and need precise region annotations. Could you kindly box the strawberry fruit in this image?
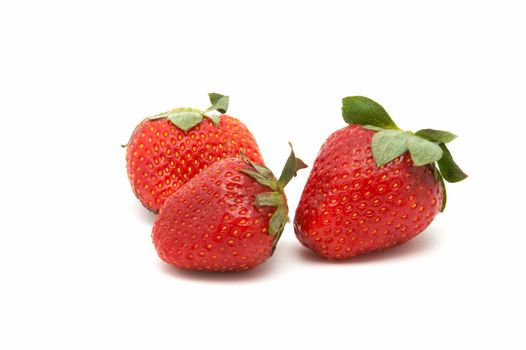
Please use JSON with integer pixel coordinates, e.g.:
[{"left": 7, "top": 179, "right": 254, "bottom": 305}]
[
  {"left": 124, "top": 93, "right": 264, "bottom": 213},
  {"left": 294, "top": 96, "right": 467, "bottom": 259},
  {"left": 152, "top": 145, "right": 307, "bottom": 272}
]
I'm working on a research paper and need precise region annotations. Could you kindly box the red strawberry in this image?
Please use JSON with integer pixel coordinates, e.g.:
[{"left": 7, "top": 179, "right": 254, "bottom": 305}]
[
  {"left": 294, "top": 96, "right": 467, "bottom": 259},
  {"left": 124, "top": 93, "right": 264, "bottom": 213},
  {"left": 152, "top": 145, "right": 307, "bottom": 272}
]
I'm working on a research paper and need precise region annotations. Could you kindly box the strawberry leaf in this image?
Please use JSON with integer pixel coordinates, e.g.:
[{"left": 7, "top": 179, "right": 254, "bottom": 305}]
[
  {"left": 166, "top": 111, "right": 203, "bottom": 131},
  {"left": 271, "top": 226, "right": 285, "bottom": 255},
  {"left": 241, "top": 155, "right": 274, "bottom": 178},
  {"left": 342, "top": 96, "right": 398, "bottom": 130},
  {"left": 269, "top": 205, "right": 287, "bottom": 235},
  {"left": 203, "top": 113, "right": 221, "bottom": 125},
  {"left": 252, "top": 163, "right": 274, "bottom": 178},
  {"left": 407, "top": 135, "right": 443, "bottom": 166},
  {"left": 371, "top": 130, "right": 411, "bottom": 166},
  {"left": 415, "top": 129, "right": 457, "bottom": 143},
  {"left": 362, "top": 125, "right": 384, "bottom": 131},
  {"left": 240, "top": 169, "right": 278, "bottom": 191},
  {"left": 208, "top": 92, "right": 226, "bottom": 106},
  {"left": 437, "top": 168, "right": 447, "bottom": 212},
  {"left": 278, "top": 142, "right": 308, "bottom": 188},
  {"left": 206, "top": 93, "right": 229, "bottom": 114},
  {"left": 149, "top": 112, "right": 169, "bottom": 120},
  {"left": 243, "top": 143, "right": 305, "bottom": 239},
  {"left": 437, "top": 144, "right": 468, "bottom": 183},
  {"left": 255, "top": 192, "right": 283, "bottom": 207}
]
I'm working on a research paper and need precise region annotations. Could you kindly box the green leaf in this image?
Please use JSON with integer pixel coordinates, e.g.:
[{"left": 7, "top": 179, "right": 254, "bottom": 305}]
[
  {"left": 415, "top": 129, "right": 457, "bottom": 143},
  {"left": 203, "top": 113, "right": 221, "bottom": 125},
  {"left": 240, "top": 169, "right": 278, "bottom": 191},
  {"left": 241, "top": 155, "right": 274, "bottom": 178},
  {"left": 206, "top": 93, "right": 229, "bottom": 114},
  {"left": 270, "top": 226, "right": 284, "bottom": 255},
  {"left": 277, "top": 142, "right": 308, "bottom": 188},
  {"left": 342, "top": 96, "right": 398, "bottom": 130},
  {"left": 362, "top": 125, "right": 384, "bottom": 131},
  {"left": 296, "top": 158, "right": 308, "bottom": 170},
  {"left": 252, "top": 163, "right": 274, "bottom": 178},
  {"left": 166, "top": 111, "right": 203, "bottom": 131},
  {"left": 208, "top": 93, "right": 225, "bottom": 105},
  {"left": 437, "top": 168, "right": 447, "bottom": 212},
  {"left": 268, "top": 205, "right": 288, "bottom": 235},
  {"left": 371, "top": 130, "right": 411, "bottom": 166},
  {"left": 407, "top": 135, "right": 443, "bottom": 166},
  {"left": 148, "top": 112, "right": 168, "bottom": 120},
  {"left": 255, "top": 192, "right": 283, "bottom": 207},
  {"left": 437, "top": 144, "right": 468, "bottom": 183}
]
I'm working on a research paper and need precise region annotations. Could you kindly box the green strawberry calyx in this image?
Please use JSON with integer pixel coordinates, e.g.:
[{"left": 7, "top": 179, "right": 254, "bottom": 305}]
[
  {"left": 240, "top": 143, "right": 308, "bottom": 253},
  {"left": 147, "top": 92, "right": 229, "bottom": 131},
  {"left": 341, "top": 96, "right": 468, "bottom": 212}
]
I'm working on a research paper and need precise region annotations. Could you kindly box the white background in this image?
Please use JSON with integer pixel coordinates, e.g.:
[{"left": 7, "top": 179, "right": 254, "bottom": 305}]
[{"left": 1, "top": 1, "right": 524, "bottom": 349}]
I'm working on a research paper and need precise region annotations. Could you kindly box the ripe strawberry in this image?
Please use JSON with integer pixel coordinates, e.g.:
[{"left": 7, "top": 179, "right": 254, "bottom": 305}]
[
  {"left": 152, "top": 145, "right": 307, "bottom": 272},
  {"left": 124, "top": 93, "right": 264, "bottom": 213},
  {"left": 294, "top": 96, "right": 467, "bottom": 259}
]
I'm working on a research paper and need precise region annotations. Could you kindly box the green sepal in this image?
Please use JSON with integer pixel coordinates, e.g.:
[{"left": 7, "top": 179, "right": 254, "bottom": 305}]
[
  {"left": 271, "top": 226, "right": 285, "bottom": 255},
  {"left": 240, "top": 143, "right": 306, "bottom": 242},
  {"left": 415, "top": 129, "right": 457, "bottom": 143},
  {"left": 240, "top": 169, "right": 278, "bottom": 191},
  {"left": 371, "top": 130, "right": 411, "bottom": 166},
  {"left": 147, "top": 92, "right": 227, "bottom": 130},
  {"left": 206, "top": 93, "right": 229, "bottom": 114},
  {"left": 148, "top": 112, "right": 169, "bottom": 121},
  {"left": 437, "top": 144, "right": 468, "bottom": 183},
  {"left": 277, "top": 142, "right": 308, "bottom": 188},
  {"left": 438, "top": 168, "right": 447, "bottom": 212},
  {"left": 362, "top": 125, "right": 384, "bottom": 131},
  {"left": 148, "top": 107, "right": 208, "bottom": 131},
  {"left": 268, "top": 205, "right": 287, "bottom": 236},
  {"left": 255, "top": 192, "right": 283, "bottom": 207},
  {"left": 407, "top": 135, "right": 443, "bottom": 166},
  {"left": 242, "top": 155, "right": 274, "bottom": 178},
  {"left": 341, "top": 95, "right": 467, "bottom": 214},
  {"left": 342, "top": 96, "right": 398, "bottom": 130},
  {"left": 203, "top": 113, "right": 221, "bottom": 125},
  {"left": 201, "top": 93, "right": 229, "bottom": 125},
  {"left": 166, "top": 111, "right": 203, "bottom": 131}
]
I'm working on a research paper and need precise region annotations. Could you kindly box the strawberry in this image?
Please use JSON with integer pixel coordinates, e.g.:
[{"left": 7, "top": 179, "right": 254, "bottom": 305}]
[
  {"left": 152, "top": 145, "right": 307, "bottom": 272},
  {"left": 294, "top": 96, "right": 467, "bottom": 260},
  {"left": 124, "top": 93, "right": 264, "bottom": 213}
]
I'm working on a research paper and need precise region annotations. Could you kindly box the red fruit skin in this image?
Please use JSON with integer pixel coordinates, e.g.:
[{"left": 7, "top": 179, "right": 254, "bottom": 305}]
[
  {"left": 294, "top": 125, "right": 443, "bottom": 260},
  {"left": 126, "top": 115, "right": 263, "bottom": 213},
  {"left": 152, "top": 158, "right": 277, "bottom": 272}
]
